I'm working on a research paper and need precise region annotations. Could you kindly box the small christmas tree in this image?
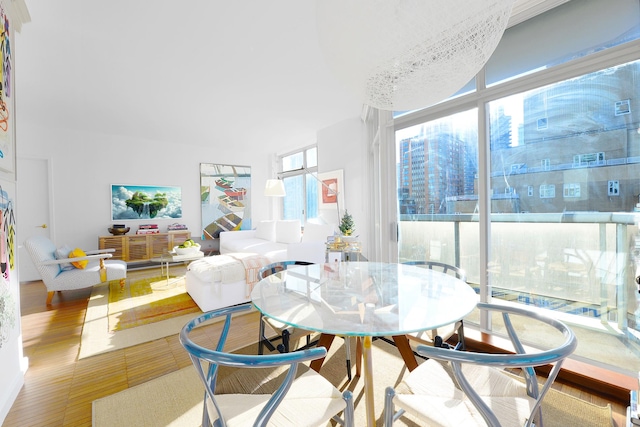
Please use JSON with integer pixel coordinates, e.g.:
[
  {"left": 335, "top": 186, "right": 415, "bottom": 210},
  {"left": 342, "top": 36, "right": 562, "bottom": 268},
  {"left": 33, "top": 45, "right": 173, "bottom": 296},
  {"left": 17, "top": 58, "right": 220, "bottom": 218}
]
[{"left": 339, "top": 210, "right": 355, "bottom": 236}]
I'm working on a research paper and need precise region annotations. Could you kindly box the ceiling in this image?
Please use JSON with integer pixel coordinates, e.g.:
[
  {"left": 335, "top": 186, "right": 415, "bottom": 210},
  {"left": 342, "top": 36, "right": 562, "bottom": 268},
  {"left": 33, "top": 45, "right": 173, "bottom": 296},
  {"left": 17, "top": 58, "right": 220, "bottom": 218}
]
[{"left": 13, "top": 0, "right": 569, "bottom": 153}]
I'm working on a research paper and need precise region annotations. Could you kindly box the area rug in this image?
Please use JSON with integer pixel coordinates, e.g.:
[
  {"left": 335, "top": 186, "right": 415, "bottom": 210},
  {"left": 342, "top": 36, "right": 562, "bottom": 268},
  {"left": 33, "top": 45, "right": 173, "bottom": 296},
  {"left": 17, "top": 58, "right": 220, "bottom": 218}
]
[
  {"left": 79, "top": 275, "right": 204, "bottom": 360},
  {"left": 108, "top": 275, "right": 200, "bottom": 332},
  {"left": 92, "top": 338, "right": 613, "bottom": 427}
]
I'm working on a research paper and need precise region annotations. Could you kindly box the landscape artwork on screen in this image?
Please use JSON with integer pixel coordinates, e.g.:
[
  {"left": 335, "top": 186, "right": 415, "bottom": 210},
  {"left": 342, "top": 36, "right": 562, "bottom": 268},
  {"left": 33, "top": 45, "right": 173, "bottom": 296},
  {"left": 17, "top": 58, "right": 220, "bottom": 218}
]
[
  {"left": 111, "top": 184, "right": 182, "bottom": 220},
  {"left": 200, "top": 163, "right": 251, "bottom": 239}
]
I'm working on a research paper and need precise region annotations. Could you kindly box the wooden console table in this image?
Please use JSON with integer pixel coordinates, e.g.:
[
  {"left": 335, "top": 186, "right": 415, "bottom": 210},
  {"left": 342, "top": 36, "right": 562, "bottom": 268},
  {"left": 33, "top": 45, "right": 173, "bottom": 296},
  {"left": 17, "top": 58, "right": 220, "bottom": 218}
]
[{"left": 98, "top": 231, "right": 191, "bottom": 263}]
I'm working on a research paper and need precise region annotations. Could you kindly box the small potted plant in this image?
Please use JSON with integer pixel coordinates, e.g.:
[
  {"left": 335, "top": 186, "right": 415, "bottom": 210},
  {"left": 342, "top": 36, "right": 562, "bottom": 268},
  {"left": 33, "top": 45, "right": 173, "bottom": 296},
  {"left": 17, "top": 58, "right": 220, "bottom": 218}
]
[{"left": 339, "top": 210, "right": 355, "bottom": 240}]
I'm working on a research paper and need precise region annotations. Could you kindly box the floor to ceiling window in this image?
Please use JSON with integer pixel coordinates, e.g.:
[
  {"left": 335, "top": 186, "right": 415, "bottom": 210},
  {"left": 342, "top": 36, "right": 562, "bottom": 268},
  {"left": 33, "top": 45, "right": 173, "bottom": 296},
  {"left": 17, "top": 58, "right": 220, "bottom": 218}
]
[
  {"left": 392, "top": 0, "right": 640, "bottom": 376},
  {"left": 396, "top": 109, "right": 481, "bottom": 282}
]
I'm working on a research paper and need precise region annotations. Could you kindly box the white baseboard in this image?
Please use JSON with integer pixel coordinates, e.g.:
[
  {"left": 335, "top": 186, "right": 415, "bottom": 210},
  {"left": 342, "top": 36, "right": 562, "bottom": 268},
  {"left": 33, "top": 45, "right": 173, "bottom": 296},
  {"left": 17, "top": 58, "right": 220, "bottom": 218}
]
[{"left": 0, "top": 356, "right": 28, "bottom": 425}]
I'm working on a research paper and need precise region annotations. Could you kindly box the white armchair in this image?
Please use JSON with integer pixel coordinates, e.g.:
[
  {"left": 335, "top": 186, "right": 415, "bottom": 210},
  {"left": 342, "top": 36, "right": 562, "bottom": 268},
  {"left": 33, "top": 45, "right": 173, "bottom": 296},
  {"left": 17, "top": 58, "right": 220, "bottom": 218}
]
[{"left": 25, "top": 235, "right": 127, "bottom": 305}]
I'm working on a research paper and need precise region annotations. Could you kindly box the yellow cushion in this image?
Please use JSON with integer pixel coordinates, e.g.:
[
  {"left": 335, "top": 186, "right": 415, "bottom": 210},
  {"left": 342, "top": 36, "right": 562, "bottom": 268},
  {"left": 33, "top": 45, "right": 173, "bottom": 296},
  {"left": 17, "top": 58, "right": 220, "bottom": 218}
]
[{"left": 69, "top": 248, "right": 88, "bottom": 269}]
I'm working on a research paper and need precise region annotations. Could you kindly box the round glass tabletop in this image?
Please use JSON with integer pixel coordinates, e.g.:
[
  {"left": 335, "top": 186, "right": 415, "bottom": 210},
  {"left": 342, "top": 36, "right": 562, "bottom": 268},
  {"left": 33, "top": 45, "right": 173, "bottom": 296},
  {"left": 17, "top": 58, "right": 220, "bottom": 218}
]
[{"left": 251, "top": 262, "right": 478, "bottom": 337}]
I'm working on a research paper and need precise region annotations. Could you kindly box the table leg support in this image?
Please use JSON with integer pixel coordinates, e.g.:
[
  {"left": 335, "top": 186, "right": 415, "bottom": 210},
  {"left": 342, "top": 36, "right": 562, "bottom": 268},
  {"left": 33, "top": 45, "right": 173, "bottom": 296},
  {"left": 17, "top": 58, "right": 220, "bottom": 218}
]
[
  {"left": 392, "top": 335, "right": 418, "bottom": 372},
  {"left": 363, "top": 335, "right": 375, "bottom": 427},
  {"left": 310, "top": 334, "right": 336, "bottom": 373}
]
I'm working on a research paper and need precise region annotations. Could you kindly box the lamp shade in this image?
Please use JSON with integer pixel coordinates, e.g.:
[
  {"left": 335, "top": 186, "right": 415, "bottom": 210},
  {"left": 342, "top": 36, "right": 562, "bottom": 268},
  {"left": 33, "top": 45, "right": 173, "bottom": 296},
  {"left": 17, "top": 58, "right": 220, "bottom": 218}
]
[
  {"left": 316, "top": 0, "right": 515, "bottom": 111},
  {"left": 264, "top": 179, "right": 286, "bottom": 197}
]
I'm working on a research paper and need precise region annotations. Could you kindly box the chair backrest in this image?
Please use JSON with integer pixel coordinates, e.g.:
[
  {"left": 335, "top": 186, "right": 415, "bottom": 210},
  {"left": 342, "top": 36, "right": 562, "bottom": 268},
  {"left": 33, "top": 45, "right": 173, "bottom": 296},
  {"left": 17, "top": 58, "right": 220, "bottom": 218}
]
[
  {"left": 24, "top": 235, "right": 61, "bottom": 283},
  {"left": 180, "top": 303, "right": 353, "bottom": 426},
  {"left": 413, "top": 302, "right": 577, "bottom": 427},
  {"left": 259, "top": 260, "right": 313, "bottom": 280},
  {"left": 402, "top": 260, "right": 467, "bottom": 282}
]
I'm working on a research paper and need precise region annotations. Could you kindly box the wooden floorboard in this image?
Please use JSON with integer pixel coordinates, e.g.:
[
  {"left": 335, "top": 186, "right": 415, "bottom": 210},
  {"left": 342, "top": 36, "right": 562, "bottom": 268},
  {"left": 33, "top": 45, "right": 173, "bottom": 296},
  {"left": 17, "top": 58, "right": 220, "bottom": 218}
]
[{"left": 3, "top": 269, "right": 630, "bottom": 427}]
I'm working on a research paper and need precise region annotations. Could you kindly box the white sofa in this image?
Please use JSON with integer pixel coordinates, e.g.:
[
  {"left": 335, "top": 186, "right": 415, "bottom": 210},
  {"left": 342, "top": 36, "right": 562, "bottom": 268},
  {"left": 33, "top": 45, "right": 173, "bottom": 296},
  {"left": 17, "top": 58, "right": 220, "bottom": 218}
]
[
  {"left": 219, "top": 219, "right": 334, "bottom": 264},
  {"left": 186, "top": 220, "right": 334, "bottom": 312}
]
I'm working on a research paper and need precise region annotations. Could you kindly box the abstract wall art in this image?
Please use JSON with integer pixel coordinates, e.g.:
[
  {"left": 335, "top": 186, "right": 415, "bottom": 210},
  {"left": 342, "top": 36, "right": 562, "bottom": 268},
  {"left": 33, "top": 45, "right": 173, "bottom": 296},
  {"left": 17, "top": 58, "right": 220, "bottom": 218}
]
[{"left": 200, "top": 163, "right": 251, "bottom": 239}]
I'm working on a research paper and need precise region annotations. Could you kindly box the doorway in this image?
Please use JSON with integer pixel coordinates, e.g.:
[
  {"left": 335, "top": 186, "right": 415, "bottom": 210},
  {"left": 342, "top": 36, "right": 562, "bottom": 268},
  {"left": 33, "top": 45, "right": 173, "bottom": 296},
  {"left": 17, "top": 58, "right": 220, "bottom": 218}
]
[{"left": 17, "top": 157, "right": 51, "bottom": 282}]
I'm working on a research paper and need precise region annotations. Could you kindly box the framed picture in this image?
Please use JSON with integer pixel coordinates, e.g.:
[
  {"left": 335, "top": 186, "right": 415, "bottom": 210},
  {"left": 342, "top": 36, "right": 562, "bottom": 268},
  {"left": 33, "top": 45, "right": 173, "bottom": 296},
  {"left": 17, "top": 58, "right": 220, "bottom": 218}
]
[
  {"left": 200, "top": 163, "right": 251, "bottom": 239},
  {"left": 0, "top": 178, "right": 17, "bottom": 349},
  {"left": 0, "top": 6, "right": 15, "bottom": 177},
  {"left": 317, "top": 169, "right": 344, "bottom": 211},
  {"left": 111, "top": 185, "right": 182, "bottom": 220}
]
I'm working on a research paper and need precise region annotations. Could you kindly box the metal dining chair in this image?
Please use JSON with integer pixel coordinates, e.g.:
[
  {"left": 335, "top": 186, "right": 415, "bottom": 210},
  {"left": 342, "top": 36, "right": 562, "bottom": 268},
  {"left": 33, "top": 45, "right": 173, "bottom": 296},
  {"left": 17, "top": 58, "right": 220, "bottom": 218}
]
[
  {"left": 257, "top": 260, "right": 359, "bottom": 380},
  {"left": 257, "top": 261, "right": 317, "bottom": 355},
  {"left": 402, "top": 261, "right": 468, "bottom": 349},
  {"left": 383, "top": 302, "right": 578, "bottom": 427},
  {"left": 180, "top": 303, "right": 354, "bottom": 427}
]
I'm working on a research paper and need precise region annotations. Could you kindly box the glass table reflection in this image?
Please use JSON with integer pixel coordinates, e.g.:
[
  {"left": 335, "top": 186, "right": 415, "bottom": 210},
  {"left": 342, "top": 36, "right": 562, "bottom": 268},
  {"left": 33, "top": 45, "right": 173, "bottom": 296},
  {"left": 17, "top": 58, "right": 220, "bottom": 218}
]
[{"left": 251, "top": 261, "right": 478, "bottom": 427}]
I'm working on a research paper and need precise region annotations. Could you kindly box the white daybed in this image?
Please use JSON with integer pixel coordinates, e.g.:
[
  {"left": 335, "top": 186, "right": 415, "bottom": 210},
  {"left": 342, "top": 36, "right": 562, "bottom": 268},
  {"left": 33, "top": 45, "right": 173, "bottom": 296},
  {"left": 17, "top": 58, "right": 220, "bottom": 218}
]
[{"left": 185, "top": 252, "right": 271, "bottom": 312}]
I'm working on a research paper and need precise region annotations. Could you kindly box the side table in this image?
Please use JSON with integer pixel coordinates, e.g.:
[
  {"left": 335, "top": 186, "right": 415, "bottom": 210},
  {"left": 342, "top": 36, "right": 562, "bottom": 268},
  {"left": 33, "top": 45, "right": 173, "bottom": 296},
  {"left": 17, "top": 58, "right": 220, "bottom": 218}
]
[{"left": 326, "top": 237, "right": 365, "bottom": 262}]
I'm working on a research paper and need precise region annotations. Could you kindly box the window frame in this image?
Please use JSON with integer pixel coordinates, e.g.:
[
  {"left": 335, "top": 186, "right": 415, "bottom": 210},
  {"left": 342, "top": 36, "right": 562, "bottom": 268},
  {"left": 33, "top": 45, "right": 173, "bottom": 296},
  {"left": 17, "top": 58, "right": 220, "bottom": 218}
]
[{"left": 278, "top": 145, "right": 318, "bottom": 224}]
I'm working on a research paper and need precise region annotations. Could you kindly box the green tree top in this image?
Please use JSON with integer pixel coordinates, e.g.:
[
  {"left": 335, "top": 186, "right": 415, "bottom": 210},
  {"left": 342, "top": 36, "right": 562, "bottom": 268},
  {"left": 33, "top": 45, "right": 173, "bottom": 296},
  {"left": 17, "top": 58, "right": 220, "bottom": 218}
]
[{"left": 339, "top": 210, "right": 355, "bottom": 236}]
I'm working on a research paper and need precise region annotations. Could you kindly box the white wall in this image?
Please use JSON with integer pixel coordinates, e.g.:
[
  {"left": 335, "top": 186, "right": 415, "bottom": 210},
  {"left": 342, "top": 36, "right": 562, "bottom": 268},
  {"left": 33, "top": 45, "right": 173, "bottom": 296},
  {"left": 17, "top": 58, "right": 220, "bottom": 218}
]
[
  {"left": 0, "top": 180, "right": 26, "bottom": 424},
  {"left": 317, "top": 116, "right": 370, "bottom": 259},
  {"left": 16, "top": 122, "right": 274, "bottom": 250},
  {"left": 0, "top": 1, "right": 29, "bottom": 422}
]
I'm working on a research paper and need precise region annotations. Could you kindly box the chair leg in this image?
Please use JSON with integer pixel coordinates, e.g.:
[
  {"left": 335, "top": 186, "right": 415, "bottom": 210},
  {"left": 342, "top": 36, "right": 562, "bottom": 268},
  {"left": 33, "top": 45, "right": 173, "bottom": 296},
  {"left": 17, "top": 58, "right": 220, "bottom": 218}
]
[
  {"left": 46, "top": 291, "right": 55, "bottom": 306},
  {"left": 278, "top": 329, "right": 291, "bottom": 353},
  {"left": 383, "top": 387, "right": 397, "bottom": 427},
  {"left": 258, "top": 314, "right": 276, "bottom": 355},
  {"left": 344, "top": 336, "right": 352, "bottom": 381},
  {"left": 457, "top": 320, "right": 466, "bottom": 351},
  {"left": 258, "top": 316, "right": 266, "bottom": 355}
]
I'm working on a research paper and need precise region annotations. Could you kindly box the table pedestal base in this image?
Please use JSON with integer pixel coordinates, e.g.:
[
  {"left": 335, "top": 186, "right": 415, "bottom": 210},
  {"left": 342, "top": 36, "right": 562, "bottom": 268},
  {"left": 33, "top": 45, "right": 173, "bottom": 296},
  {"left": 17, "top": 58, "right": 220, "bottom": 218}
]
[{"left": 310, "top": 333, "right": 418, "bottom": 427}]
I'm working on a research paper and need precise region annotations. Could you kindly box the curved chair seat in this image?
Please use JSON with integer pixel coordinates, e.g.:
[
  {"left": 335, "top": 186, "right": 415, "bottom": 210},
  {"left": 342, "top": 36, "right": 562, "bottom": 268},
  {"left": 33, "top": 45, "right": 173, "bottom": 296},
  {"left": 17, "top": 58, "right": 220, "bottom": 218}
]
[
  {"left": 384, "top": 302, "right": 578, "bottom": 427},
  {"left": 25, "top": 235, "right": 127, "bottom": 305},
  {"left": 180, "top": 303, "right": 354, "bottom": 427}
]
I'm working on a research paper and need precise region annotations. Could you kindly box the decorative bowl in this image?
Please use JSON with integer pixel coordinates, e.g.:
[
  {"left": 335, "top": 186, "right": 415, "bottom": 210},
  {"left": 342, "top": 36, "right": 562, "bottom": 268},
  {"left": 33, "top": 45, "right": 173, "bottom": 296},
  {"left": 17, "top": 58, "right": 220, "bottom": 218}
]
[
  {"left": 108, "top": 227, "right": 130, "bottom": 235},
  {"left": 174, "top": 244, "right": 201, "bottom": 255}
]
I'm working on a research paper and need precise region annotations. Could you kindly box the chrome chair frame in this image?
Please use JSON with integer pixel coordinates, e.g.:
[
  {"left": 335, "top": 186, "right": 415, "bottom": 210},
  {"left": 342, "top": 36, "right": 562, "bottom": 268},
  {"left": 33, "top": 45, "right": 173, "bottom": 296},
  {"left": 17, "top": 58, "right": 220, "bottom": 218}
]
[
  {"left": 180, "top": 303, "right": 354, "bottom": 427},
  {"left": 402, "top": 261, "right": 468, "bottom": 349},
  {"left": 383, "top": 302, "right": 578, "bottom": 427},
  {"left": 257, "top": 260, "right": 315, "bottom": 355}
]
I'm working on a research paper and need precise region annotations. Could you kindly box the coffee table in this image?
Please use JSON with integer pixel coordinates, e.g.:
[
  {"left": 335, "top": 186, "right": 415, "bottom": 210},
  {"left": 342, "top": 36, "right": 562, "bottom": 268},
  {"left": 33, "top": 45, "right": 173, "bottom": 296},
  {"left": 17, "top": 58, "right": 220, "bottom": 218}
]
[
  {"left": 151, "top": 250, "right": 204, "bottom": 287},
  {"left": 251, "top": 261, "right": 478, "bottom": 427}
]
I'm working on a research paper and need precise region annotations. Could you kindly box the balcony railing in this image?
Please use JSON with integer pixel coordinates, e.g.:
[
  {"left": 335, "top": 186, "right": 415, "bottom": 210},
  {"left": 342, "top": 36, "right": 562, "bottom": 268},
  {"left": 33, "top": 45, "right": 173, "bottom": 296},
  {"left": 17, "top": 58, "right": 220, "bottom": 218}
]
[{"left": 398, "top": 211, "right": 640, "bottom": 361}]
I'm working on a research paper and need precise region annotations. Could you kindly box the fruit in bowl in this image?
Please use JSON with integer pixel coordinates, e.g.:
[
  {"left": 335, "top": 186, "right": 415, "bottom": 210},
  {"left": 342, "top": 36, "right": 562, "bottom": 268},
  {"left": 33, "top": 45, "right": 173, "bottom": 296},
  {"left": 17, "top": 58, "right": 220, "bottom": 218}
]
[{"left": 174, "top": 239, "right": 201, "bottom": 255}]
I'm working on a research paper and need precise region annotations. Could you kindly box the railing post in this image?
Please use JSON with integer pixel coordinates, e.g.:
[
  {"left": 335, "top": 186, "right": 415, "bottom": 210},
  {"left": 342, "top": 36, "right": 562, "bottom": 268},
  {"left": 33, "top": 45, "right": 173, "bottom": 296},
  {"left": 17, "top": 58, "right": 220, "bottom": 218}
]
[
  {"left": 599, "top": 223, "right": 607, "bottom": 325},
  {"left": 454, "top": 220, "right": 460, "bottom": 268},
  {"left": 616, "top": 223, "right": 628, "bottom": 331}
]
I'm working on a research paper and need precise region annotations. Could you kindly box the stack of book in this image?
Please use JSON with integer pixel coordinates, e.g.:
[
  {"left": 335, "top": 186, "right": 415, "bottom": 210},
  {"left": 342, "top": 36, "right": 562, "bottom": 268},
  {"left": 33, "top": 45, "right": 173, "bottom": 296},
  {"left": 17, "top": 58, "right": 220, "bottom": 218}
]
[
  {"left": 628, "top": 378, "right": 640, "bottom": 426},
  {"left": 136, "top": 224, "right": 159, "bottom": 235},
  {"left": 167, "top": 223, "right": 188, "bottom": 231}
]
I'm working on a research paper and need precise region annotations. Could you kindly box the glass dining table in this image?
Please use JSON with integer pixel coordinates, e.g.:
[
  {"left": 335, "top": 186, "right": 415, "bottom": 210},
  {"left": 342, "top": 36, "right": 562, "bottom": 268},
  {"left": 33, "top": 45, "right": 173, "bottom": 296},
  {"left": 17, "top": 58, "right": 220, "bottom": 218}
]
[{"left": 250, "top": 261, "right": 478, "bottom": 427}]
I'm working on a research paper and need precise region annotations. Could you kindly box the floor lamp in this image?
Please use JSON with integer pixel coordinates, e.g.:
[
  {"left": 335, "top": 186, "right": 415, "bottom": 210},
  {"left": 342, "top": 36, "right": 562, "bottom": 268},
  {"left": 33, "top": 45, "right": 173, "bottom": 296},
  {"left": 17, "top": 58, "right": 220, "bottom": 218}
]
[
  {"left": 264, "top": 179, "right": 285, "bottom": 221},
  {"left": 264, "top": 179, "right": 286, "bottom": 197}
]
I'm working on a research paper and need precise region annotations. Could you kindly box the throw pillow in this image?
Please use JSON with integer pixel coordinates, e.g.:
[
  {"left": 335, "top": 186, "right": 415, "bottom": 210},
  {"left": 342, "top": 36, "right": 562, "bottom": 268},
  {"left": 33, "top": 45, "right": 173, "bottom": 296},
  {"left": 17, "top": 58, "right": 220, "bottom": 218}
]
[
  {"left": 302, "top": 222, "right": 335, "bottom": 243},
  {"left": 55, "top": 245, "right": 74, "bottom": 271},
  {"left": 69, "top": 247, "right": 88, "bottom": 269},
  {"left": 276, "top": 220, "right": 301, "bottom": 244},
  {"left": 255, "top": 220, "right": 276, "bottom": 242}
]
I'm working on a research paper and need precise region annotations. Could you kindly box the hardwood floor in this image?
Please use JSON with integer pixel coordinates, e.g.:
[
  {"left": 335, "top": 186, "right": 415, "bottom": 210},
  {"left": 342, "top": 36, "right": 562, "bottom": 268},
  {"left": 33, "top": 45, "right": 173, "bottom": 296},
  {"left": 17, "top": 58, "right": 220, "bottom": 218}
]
[
  {"left": 3, "top": 270, "right": 630, "bottom": 426},
  {"left": 3, "top": 268, "right": 260, "bottom": 427}
]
